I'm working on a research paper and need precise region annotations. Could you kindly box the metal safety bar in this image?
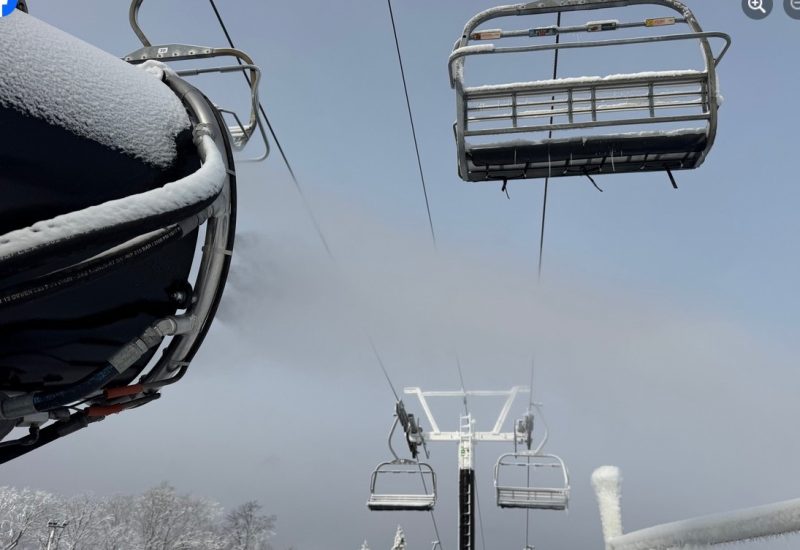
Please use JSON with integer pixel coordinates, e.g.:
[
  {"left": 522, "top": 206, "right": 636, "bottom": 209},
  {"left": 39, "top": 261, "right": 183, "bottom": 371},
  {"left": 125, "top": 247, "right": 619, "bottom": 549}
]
[
  {"left": 125, "top": 0, "right": 268, "bottom": 159},
  {"left": 449, "top": 32, "right": 732, "bottom": 86}
]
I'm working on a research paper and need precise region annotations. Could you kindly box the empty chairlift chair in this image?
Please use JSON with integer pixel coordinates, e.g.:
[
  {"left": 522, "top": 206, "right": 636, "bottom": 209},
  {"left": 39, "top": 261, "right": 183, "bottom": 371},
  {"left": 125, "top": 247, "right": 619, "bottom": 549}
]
[
  {"left": 494, "top": 452, "right": 570, "bottom": 510},
  {"left": 449, "top": 0, "right": 731, "bottom": 183},
  {"left": 368, "top": 460, "right": 437, "bottom": 511}
]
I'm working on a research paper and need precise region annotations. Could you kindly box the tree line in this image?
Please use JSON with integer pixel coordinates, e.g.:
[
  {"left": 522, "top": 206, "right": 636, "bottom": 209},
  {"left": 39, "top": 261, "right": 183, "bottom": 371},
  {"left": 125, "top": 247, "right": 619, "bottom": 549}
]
[{"left": 0, "top": 483, "right": 275, "bottom": 550}]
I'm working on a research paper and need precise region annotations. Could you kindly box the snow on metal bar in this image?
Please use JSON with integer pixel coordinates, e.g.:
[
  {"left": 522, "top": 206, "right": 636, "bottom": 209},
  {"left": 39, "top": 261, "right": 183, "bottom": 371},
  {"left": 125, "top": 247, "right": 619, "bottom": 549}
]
[
  {"left": 0, "top": 135, "right": 225, "bottom": 260},
  {"left": 593, "top": 466, "right": 800, "bottom": 550},
  {"left": 0, "top": 11, "right": 190, "bottom": 167},
  {"left": 609, "top": 498, "right": 800, "bottom": 550},
  {"left": 593, "top": 466, "right": 624, "bottom": 544},
  {"left": 463, "top": 70, "right": 705, "bottom": 96}
]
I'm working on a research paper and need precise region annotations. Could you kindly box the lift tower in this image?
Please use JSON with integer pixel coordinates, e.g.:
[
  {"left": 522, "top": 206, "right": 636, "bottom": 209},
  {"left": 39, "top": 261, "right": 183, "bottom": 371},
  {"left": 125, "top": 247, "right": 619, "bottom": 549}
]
[
  {"left": 404, "top": 386, "right": 540, "bottom": 550},
  {"left": 368, "top": 386, "right": 570, "bottom": 550}
]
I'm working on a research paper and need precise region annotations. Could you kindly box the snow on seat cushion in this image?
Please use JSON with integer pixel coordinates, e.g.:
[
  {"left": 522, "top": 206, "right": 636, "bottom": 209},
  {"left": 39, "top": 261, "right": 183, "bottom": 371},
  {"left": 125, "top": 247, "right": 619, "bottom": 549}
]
[{"left": 0, "top": 11, "right": 197, "bottom": 235}]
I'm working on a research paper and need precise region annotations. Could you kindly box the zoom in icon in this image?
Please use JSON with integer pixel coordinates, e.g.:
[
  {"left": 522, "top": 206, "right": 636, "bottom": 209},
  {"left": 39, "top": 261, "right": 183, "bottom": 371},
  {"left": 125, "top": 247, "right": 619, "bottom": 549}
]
[{"left": 743, "top": 0, "right": 773, "bottom": 19}]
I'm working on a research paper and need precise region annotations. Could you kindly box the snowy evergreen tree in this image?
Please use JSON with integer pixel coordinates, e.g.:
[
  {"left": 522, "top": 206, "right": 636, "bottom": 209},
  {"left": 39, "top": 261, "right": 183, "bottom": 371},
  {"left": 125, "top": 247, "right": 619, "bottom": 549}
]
[
  {"left": 391, "top": 525, "right": 406, "bottom": 550},
  {"left": 359, "top": 540, "right": 370, "bottom": 550}
]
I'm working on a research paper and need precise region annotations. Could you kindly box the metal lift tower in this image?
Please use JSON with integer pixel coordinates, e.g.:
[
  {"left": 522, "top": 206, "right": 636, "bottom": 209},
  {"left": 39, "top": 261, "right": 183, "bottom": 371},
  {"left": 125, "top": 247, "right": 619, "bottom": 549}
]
[{"left": 404, "top": 386, "right": 535, "bottom": 550}]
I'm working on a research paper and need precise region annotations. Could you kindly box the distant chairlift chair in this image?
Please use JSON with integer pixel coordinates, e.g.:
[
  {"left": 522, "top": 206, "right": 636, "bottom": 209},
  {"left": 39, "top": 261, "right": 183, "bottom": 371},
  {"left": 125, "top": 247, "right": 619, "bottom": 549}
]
[
  {"left": 367, "top": 401, "right": 437, "bottom": 512},
  {"left": 494, "top": 452, "right": 570, "bottom": 510},
  {"left": 368, "top": 460, "right": 437, "bottom": 511},
  {"left": 450, "top": 0, "right": 731, "bottom": 183}
]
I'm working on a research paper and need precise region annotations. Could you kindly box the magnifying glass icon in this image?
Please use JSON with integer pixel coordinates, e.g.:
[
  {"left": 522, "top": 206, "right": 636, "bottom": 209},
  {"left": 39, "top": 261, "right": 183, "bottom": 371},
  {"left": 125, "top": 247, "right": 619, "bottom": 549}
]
[{"left": 749, "top": 0, "right": 768, "bottom": 13}]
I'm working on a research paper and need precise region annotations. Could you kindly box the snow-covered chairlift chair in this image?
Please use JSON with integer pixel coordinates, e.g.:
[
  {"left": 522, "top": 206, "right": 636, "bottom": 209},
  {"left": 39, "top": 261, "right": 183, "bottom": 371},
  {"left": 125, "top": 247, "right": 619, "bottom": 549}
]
[
  {"left": 368, "top": 460, "right": 437, "bottom": 511},
  {"left": 494, "top": 452, "right": 570, "bottom": 510},
  {"left": 0, "top": 3, "right": 265, "bottom": 462},
  {"left": 367, "top": 401, "right": 437, "bottom": 511},
  {"left": 450, "top": 0, "right": 731, "bottom": 183}
]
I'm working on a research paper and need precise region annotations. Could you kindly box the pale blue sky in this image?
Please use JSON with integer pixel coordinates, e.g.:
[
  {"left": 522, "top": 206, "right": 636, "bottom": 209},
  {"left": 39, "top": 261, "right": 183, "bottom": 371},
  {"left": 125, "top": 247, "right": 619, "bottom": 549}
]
[{"left": 5, "top": 2, "right": 800, "bottom": 549}]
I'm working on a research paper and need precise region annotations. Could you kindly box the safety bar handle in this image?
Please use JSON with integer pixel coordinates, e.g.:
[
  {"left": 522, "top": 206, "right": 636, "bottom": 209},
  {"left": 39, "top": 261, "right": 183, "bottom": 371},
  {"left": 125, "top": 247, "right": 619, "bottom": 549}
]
[
  {"left": 450, "top": 31, "right": 731, "bottom": 88},
  {"left": 124, "top": 46, "right": 262, "bottom": 153}
]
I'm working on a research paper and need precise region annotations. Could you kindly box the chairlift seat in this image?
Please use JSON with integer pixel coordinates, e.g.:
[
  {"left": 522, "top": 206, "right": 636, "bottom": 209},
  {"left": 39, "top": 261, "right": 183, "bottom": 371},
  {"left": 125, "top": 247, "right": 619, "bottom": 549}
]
[
  {"left": 466, "top": 129, "right": 708, "bottom": 181},
  {"left": 367, "top": 494, "right": 436, "bottom": 512},
  {"left": 497, "top": 486, "right": 569, "bottom": 510}
]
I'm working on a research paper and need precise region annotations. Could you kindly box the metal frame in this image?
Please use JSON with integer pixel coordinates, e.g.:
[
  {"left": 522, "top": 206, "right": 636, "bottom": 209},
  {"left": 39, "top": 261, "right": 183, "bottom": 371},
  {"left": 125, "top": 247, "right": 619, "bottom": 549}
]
[
  {"left": 368, "top": 460, "right": 437, "bottom": 511},
  {"left": 494, "top": 451, "right": 570, "bottom": 510},
  {"left": 367, "top": 411, "right": 437, "bottom": 511},
  {"left": 450, "top": 0, "right": 731, "bottom": 182},
  {"left": 125, "top": 0, "right": 269, "bottom": 161},
  {"left": 404, "top": 386, "right": 530, "bottom": 442},
  {"left": 134, "top": 75, "right": 235, "bottom": 389}
]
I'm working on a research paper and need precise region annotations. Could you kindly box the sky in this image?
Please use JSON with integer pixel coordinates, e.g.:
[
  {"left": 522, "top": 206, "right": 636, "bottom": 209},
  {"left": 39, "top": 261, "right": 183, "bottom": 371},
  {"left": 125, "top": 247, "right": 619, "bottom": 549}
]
[{"left": 3, "top": 1, "right": 800, "bottom": 549}]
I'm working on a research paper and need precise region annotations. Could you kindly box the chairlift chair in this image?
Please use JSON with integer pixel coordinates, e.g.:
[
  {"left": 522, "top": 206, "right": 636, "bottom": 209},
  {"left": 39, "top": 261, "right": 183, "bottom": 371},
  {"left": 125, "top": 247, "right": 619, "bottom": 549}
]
[
  {"left": 494, "top": 452, "right": 570, "bottom": 510},
  {"left": 367, "top": 459, "right": 437, "bottom": 511},
  {"left": 0, "top": 1, "right": 266, "bottom": 462},
  {"left": 450, "top": 0, "right": 731, "bottom": 183}
]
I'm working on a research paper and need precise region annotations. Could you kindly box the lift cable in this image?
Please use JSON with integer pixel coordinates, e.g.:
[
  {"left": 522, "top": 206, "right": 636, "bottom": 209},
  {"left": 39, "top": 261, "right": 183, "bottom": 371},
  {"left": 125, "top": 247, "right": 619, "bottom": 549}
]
[
  {"left": 456, "top": 355, "right": 469, "bottom": 416},
  {"left": 368, "top": 335, "right": 400, "bottom": 402},
  {"left": 537, "top": 11, "right": 563, "bottom": 282},
  {"left": 386, "top": 0, "right": 438, "bottom": 248},
  {"left": 205, "top": 11, "right": 445, "bottom": 546},
  {"left": 530, "top": 13, "right": 563, "bottom": 548},
  {"left": 207, "top": 0, "right": 335, "bottom": 261}
]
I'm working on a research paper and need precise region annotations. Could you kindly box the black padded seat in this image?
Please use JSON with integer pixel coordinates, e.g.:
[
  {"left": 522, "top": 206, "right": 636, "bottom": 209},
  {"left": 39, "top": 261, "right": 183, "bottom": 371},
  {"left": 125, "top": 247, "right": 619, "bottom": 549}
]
[
  {"left": 0, "top": 101, "right": 201, "bottom": 392},
  {"left": 464, "top": 130, "right": 709, "bottom": 182}
]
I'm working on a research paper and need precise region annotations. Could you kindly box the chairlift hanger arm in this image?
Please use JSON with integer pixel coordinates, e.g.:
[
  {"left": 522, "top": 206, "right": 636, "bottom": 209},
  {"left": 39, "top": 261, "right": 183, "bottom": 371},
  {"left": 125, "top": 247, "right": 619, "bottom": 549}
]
[
  {"left": 458, "top": 0, "right": 701, "bottom": 44},
  {"left": 471, "top": 17, "right": 689, "bottom": 41}
]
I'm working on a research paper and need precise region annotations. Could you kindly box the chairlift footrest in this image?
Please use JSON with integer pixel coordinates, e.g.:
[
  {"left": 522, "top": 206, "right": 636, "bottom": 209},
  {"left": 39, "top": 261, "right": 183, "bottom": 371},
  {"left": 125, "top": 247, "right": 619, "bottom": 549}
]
[{"left": 464, "top": 130, "right": 708, "bottom": 182}]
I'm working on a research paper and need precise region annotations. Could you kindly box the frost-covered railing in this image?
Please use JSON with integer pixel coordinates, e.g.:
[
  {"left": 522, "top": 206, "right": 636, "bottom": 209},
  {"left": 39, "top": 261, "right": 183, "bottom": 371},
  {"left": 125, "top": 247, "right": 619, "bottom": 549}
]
[
  {"left": 592, "top": 466, "right": 800, "bottom": 550},
  {"left": 450, "top": 0, "right": 731, "bottom": 182}
]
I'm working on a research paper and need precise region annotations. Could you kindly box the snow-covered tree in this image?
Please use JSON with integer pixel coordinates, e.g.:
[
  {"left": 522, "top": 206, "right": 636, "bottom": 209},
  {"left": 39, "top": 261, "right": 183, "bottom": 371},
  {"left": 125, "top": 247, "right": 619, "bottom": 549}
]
[
  {"left": 96, "top": 494, "right": 141, "bottom": 550},
  {"left": 0, "top": 484, "right": 276, "bottom": 550},
  {"left": 56, "top": 493, "right": 110, "bottom": 550},
  {"left": 223, "top": 500, "right": 275, "bottom": 550},
  {"left": 0, "top": 486, "right": 53, "bottom": 550},
  {"left": 133, "top": 482, "right": 225, "bottom": 550},
  {"left": 359, "top": 540, "right": 370, "bottom": 550},
  {"left": 391, "top": 525, "right": 406, "bottom": 550}
]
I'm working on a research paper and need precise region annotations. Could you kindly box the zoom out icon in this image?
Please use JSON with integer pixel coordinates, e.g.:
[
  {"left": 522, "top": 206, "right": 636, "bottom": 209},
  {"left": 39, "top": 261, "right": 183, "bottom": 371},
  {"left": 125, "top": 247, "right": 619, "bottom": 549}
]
[{"left": 786, "top": 0, "right": 800, "bottom": 19}]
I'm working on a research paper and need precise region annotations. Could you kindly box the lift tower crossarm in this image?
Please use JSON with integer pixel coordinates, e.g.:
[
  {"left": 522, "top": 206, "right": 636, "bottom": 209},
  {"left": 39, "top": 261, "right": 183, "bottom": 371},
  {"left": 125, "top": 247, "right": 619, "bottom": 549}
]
[{"left": 404, "top": 386, "right": 531, "bottom": 441}]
